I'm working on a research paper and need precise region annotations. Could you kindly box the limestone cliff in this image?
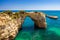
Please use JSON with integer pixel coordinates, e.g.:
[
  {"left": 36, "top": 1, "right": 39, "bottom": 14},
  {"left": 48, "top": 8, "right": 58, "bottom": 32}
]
[
  {"left": 0, "top": 13, "right": 21, "bottom": 40},
  {"left": 0, "top": 11, "right": 58, "bottom": 40}
]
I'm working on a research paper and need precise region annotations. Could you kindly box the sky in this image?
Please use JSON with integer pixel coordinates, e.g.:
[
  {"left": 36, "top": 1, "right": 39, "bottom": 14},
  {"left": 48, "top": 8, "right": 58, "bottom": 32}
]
[{"left": 0, "top": 0, "right": 60, "bottom": 10}]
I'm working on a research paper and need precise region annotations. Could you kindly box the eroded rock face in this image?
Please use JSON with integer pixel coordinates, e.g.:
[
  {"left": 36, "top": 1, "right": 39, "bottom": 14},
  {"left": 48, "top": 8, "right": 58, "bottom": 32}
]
[
  {"left": 20, "top": 12, "right": 47, "bottom": 28},
  {"left": 29, "top": 12, "right": 46, "bottom": 28},
  {"left": 0, "top": 11, "right": 58, "bottom": 40},
  {"left": 0, "top": 13, "right": 21, "bottom": 40},
  {"left": 0, "top": 11, "right": 47, "bottom": 40},
  {"left": 33, "top": 12, "right": 46, "bottom": 28}
]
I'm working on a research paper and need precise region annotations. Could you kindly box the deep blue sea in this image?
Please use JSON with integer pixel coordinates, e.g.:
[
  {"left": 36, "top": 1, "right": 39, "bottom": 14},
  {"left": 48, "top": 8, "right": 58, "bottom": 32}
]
[{"left": 0, "top": 10, "right": 60, "bottom": 40}]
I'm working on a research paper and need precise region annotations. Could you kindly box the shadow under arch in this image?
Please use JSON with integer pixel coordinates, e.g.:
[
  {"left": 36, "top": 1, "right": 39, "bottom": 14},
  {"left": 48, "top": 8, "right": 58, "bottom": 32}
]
[
  {"left": 21, "top": 16, "right": 35, "bottom": 31},
  {"left": 20, "top": 12, "right": 47, "bottom": 30}
]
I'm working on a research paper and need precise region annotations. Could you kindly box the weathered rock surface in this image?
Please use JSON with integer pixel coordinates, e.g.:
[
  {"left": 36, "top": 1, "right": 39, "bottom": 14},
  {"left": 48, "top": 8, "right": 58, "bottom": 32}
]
[
  {"left": 0, "top": 11, "right": 58, "bottom": 40},
  {"left": 20, "top": 11, "right": 47, "bottom": 28},
  {"left": 0, "top": 13, "right": 21, "bottom": 40},
  {"left": 33, "top": 12, "right": 46, "bottom": 28}
]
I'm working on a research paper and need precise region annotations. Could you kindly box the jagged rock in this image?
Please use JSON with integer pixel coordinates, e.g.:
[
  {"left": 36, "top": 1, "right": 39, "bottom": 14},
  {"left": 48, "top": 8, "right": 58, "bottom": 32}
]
[{"left": 0, "top": 13, "right": 21, "bottom": 40}]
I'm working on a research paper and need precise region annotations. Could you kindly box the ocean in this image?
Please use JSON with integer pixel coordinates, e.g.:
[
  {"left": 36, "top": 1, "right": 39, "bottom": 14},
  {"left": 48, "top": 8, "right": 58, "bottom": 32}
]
[{"left": 0, "top": 10, "right": 60, "bottom": 40}]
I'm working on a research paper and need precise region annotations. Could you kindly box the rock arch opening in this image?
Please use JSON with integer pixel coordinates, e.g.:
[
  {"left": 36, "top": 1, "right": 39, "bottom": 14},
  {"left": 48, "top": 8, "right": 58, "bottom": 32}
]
[{"left": 21, "top": 16, "right": 34, "bottom": 31}]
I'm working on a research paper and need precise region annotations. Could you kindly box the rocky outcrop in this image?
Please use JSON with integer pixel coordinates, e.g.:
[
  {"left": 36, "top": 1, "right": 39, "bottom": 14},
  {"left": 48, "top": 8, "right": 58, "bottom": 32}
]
[
  {"left": 26, "top": 12, "right": 46, "bottom": 28},
  {"left": 0, "top": 11, "right": 58, "bottom": 40},
  {"left": 0, "top": 13, "right": 21, "bottom": 40},
  {"left": 46, "top": 15, "right": 58, "bottom": 19},
  {"left": 33, "top": 12, "right": 46, "bottom": 28},
  {"left": 19, "top": 11, "right": 46, "bottom": 28}
]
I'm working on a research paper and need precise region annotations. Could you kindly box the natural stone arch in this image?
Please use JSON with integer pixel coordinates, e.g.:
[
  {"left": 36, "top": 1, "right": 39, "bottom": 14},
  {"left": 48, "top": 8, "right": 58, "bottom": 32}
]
[
  {"left": 0, "top": 10, "right": 58, "bottom": 40},
  {"left": 20, "top": 11, "right": 46, "bottom": 29},
  {"left": 19, "top": 11, "right": 58, "bottom": 29}
]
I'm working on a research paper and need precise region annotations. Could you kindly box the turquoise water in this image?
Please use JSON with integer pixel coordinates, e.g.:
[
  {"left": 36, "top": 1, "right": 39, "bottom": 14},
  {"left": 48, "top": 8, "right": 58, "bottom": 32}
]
[
  {"left": 14, "top": 10, "right": 60, "bottom": 40},
  {"left": 0, "top": 10, "right": 60, "bottom": 40}
]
